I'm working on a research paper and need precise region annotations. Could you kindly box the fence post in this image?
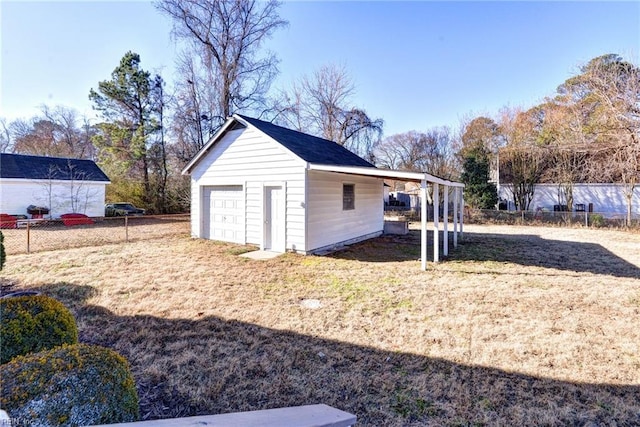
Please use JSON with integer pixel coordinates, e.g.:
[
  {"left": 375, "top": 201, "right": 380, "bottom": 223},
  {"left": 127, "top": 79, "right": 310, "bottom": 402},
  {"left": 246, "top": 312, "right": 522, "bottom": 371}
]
[
  {"left": 125, "top": 216, "right": 129, "bottom": 242},
  {"left": 26, "top": 221, "right": 31, "bottom": 254}
]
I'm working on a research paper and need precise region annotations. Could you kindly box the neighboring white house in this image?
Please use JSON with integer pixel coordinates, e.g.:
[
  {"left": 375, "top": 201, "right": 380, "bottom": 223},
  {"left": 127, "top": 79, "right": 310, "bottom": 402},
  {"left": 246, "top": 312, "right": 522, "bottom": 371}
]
[
  {"left": 498, "top": 183, "right": 640, "bottom": 217},
  {"left": 0, "top": 153, "right": 110, "bottom": 218}
]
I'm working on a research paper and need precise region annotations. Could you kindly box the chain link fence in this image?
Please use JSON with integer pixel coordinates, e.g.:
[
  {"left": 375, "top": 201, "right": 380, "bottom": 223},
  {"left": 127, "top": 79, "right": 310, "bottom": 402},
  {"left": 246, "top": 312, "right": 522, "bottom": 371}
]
[
  {"left": 384, "top": 206, "right": 640, "bottom": 229},
  {"left": 2, "top": 208, "right": 637, "bottom": 256},
  {"left": 1, "top": 214, "right": 190, "bottom": 255},
  {"left": 467, "top": 209, "right": 639, "bottom": 228}
]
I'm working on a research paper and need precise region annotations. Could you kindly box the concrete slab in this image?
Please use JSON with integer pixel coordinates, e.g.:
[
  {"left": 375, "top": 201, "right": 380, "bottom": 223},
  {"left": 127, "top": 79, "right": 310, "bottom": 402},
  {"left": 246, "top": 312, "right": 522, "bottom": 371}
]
[
  {"left": 239, "top": 250, "right": 282, "bottom": 260},
  {"left": 95, "top": 404, "right": 356, "bottom": 427}
]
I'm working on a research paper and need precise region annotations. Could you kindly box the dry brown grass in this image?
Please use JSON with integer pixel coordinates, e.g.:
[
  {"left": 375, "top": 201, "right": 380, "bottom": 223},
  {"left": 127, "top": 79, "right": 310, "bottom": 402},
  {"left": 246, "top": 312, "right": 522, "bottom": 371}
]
[{"left": 1, "top": 224, "right": 639, "bottom": 426}]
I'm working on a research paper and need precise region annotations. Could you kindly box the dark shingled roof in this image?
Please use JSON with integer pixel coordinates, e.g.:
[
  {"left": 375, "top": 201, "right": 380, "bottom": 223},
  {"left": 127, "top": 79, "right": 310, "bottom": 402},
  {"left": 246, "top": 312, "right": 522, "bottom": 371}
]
[
  {"left": 0, "top": 153, "right": 110, "bottom": 182},
  {"left": 237, "top": 115, "right": 376, "bottom": 168}
]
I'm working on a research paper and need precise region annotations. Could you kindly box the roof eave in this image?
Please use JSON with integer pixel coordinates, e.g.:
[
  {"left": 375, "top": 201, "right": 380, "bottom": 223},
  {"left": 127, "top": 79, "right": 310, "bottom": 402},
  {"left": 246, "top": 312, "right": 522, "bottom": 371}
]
[{"left": 0, "top": 177, "right": 111, "bottom": 184}]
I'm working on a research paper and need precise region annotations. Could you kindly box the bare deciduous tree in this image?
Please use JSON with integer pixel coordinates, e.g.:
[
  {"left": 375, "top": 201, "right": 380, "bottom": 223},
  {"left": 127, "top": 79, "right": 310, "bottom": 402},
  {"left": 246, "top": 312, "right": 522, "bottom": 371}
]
[
  {"left": 457, "top": 55, "right": 638, "bottom": 219},
  {"left": 459, "top": 116, "right": 502, "bottom": 157},
  {"left": 498, "top": 107, "right": 547, "bottom": 210},
  {"left": 158, "top": 0, "right": 287, "bottom": 160},
  {"left": 9, "top": 106, "right": 96, "bottom": 159},
  {"left": 375, "top": 128, "right": 456, "bottom": 177},
  {"left": 41, "top": 106, "right": 97, "bottom": 159},
  {"left": 537, "top": 100, "right": 594, "bottom": 211},
  {"left": 170, "top": 53, "right": 213, "bottom": 162},
  {"left": 0, "top": 118, "right": 14, "bottom": 153},
  {"left": 578, "top": 54, "right": 640, "bottom": 226},
  {"left": 275, "top": 64, "right": 383, "bottom": 160},
  {"left": 37, "top": 161, "right": 100, "bottom": 217}
]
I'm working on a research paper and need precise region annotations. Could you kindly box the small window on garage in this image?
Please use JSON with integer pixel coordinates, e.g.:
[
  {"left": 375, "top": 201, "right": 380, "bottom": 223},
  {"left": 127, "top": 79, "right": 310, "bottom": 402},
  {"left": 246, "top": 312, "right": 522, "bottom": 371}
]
[{"left": 343, "top": 183, "right": 355, "bottom": 210}]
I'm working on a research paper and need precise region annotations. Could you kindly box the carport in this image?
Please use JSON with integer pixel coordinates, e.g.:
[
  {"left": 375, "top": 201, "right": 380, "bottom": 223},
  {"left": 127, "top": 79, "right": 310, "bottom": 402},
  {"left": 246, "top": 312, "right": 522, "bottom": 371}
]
[{"left": 308, "top": 164, "right": 465, "bottom": 270}]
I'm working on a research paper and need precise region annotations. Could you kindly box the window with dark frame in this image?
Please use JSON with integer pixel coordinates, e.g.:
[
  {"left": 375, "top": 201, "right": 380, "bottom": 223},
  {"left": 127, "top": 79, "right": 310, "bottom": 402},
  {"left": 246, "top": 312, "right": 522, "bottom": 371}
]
[{"left": 343, "top": 183, "right": 355, "bottom": 210}]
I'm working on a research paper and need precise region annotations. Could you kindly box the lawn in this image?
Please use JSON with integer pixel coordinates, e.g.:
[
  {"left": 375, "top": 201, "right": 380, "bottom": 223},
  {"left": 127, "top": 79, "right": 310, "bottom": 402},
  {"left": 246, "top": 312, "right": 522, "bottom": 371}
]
[{"left": 1, "top": 224, "right": 639, "bottom": 426}]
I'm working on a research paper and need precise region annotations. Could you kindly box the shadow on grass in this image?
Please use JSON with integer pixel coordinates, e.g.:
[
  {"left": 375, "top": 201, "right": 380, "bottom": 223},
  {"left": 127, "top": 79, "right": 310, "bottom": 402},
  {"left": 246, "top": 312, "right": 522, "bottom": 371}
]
[
  {"left": 23, "top": 282, "right": 640, "bottom": 426},
  {"left": 327, "top": 232, "right": 428, "bottom": 263},
  {"left": 449, "top": 231, "right": 640, "bottom": 279},
  {"left": 330, "top": 229, "right": 640, "bottom": 279}
]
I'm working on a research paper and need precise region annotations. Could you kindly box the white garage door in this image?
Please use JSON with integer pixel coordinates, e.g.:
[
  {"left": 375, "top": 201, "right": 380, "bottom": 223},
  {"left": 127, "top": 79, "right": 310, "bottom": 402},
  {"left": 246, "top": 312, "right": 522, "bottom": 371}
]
[{"left": 202, "top": 185, "right": 244, "bottom": 243}]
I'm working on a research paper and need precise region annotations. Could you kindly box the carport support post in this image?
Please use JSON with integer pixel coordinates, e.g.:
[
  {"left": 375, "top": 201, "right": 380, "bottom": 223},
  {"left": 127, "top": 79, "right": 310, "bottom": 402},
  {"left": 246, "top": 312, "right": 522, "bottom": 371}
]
[
  {"left": 420, "top": 179, "right": 428, "bottom": 270},
  {"left": 453, "top": 187, "right": 459, "bottom": 248},
  {"left": 433, "top": 183, "right": 440, "bottom": 263},
  {"left": 460, "top": 193, "right": 464, "bottom": 239},
  {"left": 443, "top": 185, "right": 449, "bottom": 256}
]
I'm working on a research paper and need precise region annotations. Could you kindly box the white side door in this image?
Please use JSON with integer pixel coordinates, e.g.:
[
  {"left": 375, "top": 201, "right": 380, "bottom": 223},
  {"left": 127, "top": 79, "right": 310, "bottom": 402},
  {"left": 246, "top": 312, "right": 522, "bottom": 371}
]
[{"left": 264, "top": 186, "right": 285, "bottom": 252}]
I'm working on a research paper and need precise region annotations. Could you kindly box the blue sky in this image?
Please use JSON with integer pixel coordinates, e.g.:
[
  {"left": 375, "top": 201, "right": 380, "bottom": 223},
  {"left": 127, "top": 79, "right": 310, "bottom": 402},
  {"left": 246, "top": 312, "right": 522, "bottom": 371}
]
[{"left": 1, "top": 1, "right": 638, "bottom": 137}]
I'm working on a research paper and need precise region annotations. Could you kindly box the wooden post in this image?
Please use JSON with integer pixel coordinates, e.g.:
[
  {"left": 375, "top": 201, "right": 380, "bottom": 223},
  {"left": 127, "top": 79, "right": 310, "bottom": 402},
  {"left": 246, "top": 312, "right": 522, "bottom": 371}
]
[{"left": 125, "top": 215, "right": 129, "bottom": 242}]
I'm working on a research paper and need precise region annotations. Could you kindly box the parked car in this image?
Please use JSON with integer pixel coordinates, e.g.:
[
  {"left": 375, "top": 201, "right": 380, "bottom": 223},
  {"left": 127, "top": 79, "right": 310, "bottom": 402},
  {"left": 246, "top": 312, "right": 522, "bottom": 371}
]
[{"left": 105, "top": 203, "right": 145, "bottom": 217}]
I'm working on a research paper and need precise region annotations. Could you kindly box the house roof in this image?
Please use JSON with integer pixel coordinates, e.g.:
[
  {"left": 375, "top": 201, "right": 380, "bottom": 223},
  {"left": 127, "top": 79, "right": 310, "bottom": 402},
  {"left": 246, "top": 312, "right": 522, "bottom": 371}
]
[
  {"left": 0, "top": 153, "right": 110, "bottom": 182},
  {"left": 236, "top": 115, "right": 376, "bottom": 168}
]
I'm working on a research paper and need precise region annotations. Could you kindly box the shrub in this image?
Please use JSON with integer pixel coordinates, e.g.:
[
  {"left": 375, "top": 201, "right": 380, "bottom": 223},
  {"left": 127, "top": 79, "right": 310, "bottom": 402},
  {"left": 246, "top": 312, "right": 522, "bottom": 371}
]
[
  {"left": 0, "top": 295, "right": 78, "bottom": 364},
  {"left": 0, "top": 344, "right": 140, "bottom": 426},
  {"left": 590, "top": 214, "right": 605, "bottom": 227}
]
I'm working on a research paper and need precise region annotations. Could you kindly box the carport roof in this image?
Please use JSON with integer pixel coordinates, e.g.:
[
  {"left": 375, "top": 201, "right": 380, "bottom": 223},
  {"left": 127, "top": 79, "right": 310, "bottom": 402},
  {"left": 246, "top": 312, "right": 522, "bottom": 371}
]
[{"left": 307, "top": 164, "right": 464, "bottom": 188}]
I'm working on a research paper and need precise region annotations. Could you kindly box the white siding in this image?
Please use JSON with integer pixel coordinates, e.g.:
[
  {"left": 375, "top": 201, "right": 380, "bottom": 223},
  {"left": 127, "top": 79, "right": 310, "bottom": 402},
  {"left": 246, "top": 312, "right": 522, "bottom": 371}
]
[
  {"left": 0, "top": 179, "right": 107, "bottom": 218},
  {"left": 306, "top": 170, "right": 384, "bottom": 252},
  {"left": 190, "top": 127, "right": 307, "bottom": 251},
  {"left": 499, "top": 183, "right": 640, "bottom": 217}
]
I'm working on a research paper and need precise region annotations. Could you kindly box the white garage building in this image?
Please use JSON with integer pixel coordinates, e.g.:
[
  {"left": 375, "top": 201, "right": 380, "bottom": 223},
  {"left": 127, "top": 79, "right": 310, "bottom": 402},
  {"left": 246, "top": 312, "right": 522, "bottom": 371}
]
[
  {"left": 183, "top": 115, "right": 465, "bottom": 269},
  {"left": 183, "top": 114, "right": 386, "bottom": 254}
]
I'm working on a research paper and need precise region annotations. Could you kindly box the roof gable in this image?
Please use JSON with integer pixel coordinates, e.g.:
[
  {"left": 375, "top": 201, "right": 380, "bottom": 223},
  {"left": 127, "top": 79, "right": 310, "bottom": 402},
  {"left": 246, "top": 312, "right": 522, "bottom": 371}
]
[
  {"left": 0, "top": 153, "right": 110, "bottom": 182},
  {"left": 183, "top": 114, "right": 376, "bottom": 174},
  {"left": 236, "top": 115, "right": 375, "bottom": 168}
]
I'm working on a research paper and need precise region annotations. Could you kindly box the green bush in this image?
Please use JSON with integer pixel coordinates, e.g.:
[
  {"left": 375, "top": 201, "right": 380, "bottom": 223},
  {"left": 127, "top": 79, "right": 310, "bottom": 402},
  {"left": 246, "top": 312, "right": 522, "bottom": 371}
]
[
  {"left": 590, "top": 213, "right": 605, "bottom": 227},
  {"left": 0, "top": 295, "right": 78, "bottom": 364},
  {"left": 0, "top": 344, "right": 140, "bottom": 426}
]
